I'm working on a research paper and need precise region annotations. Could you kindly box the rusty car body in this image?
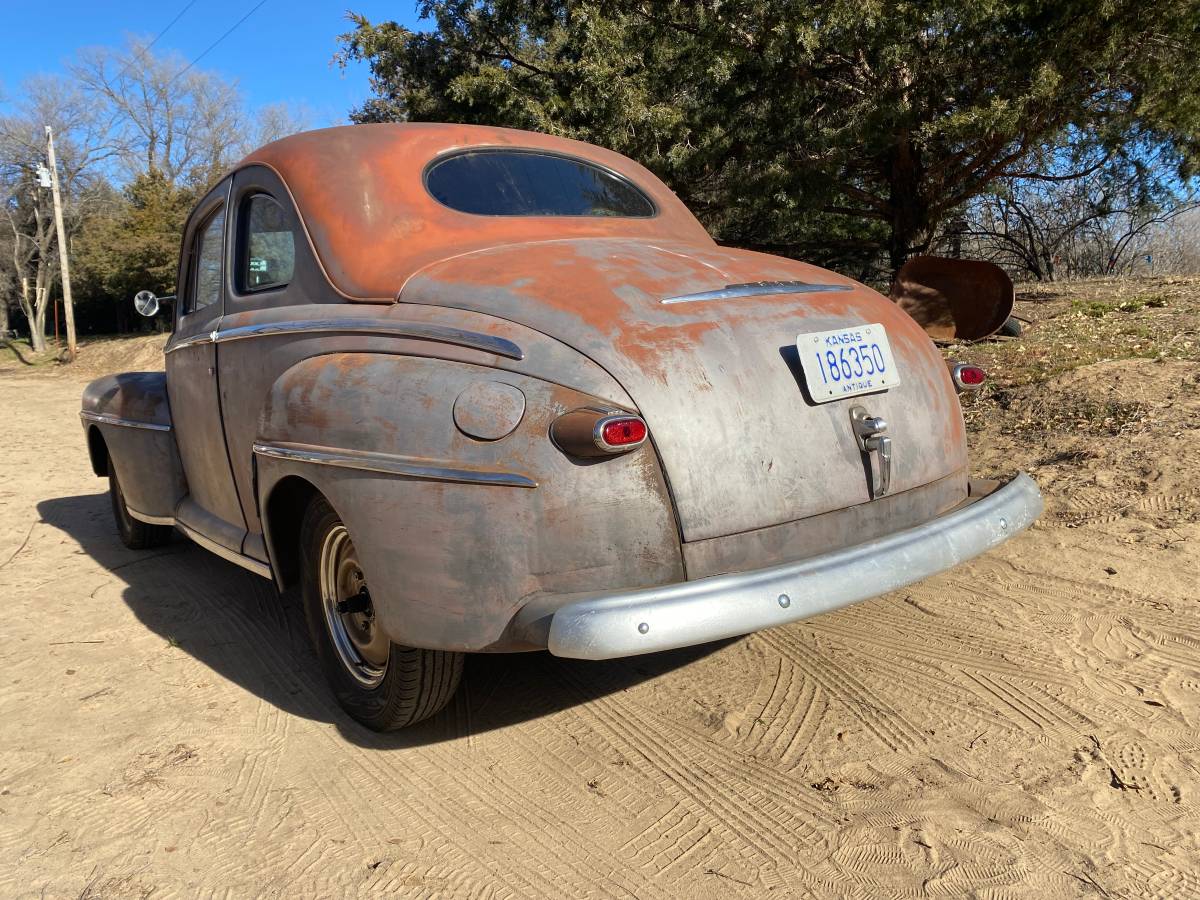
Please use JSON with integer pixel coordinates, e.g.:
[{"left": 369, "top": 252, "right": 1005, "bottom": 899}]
[{"left": 81, "top": 124, "right": 1042, "bottom": 730}]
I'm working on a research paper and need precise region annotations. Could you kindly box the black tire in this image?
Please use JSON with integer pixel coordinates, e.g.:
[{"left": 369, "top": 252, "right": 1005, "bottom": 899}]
[
  {"left": 299, "top": 495, "right": 463, "bottom": 731},
  {"left": 998, "top": 316, "right": 1023, "bottom": 337},
  {"left": 108, "top": 465, "right": 174, "bottom": 550}
]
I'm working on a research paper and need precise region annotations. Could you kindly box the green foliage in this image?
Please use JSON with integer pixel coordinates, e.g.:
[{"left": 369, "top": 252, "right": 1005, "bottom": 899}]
[
  {"left": 74, "top": 172, "right": 197, "bottom": 329},
  {"left": 341, "top": 1, "right": 1200, "bottom": 277}
]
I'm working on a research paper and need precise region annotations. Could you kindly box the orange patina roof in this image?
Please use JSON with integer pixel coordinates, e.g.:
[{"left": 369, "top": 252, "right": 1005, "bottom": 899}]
[{"left": 239, "top": 123, "right": 715, "bottom": 301}]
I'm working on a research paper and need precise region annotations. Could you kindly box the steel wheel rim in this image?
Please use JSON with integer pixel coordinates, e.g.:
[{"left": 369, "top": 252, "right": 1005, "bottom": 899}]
[{"left": 319, "top": 524, "right": 389, "bottom": 687}]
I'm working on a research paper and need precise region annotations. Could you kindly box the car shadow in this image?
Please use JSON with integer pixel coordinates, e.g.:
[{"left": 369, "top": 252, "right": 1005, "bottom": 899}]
[{"left": 38, "top": 491, "right": 732, "bottom": 749}]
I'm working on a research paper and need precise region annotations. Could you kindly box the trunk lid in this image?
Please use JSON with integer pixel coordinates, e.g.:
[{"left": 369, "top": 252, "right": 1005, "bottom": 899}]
[{"left": 402, "top": 239, "right": 967, "bottom": 542}]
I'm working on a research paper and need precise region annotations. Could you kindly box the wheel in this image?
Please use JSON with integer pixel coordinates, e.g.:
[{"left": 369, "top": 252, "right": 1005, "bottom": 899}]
[
  {"left": 998, "top": 316, "right": 1023, "bottom": 337},
  {"left": 108, "top": 465, "right": 174, "bottom": 549},
  {"left": 299, "top": 495, "right": 463, "bottom": 730}
]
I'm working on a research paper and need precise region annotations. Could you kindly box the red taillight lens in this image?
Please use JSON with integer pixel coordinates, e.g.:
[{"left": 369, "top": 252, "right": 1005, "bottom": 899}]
[
  {"left": 601, "top": 417, "right": 647, "bottom": 447},
  {"left": 551, "top": 409, "right": 648, "bottom": 457},
  {"left": 959, "top": 365, "right": 986, "bottom": 386},
  {"left": 950, "top": 363, "right": 987, "bottom": 391}
]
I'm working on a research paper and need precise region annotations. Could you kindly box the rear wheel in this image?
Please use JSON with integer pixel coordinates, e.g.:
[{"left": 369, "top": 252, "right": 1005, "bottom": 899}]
[
  {"left": 299, "top": 495, "right": 462, "bottom": 730},
  {"left": 998, "top": 316, "right": 1023, "bottom": 337},
  {"left": 108, "top": 465, "right": 173, "bottom": 549}
]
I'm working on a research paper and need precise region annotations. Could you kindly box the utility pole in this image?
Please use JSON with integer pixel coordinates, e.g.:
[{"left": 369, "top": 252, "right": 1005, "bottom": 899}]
[{"left": 44, "top": 125, "right": 77, "bottom": 361}]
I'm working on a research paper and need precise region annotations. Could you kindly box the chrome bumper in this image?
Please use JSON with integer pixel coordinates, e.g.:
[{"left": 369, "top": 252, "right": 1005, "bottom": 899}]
[{"left": 547, "top": 473, "right": 1043, "bottom": 660}]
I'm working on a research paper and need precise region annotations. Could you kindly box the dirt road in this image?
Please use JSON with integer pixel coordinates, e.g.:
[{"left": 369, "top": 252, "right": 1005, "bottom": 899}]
[{"left": 2, "top": 354, "right": 1199, "bottom": 897}]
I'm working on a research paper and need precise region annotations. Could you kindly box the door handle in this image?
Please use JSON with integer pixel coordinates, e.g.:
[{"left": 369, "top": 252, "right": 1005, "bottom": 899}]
[{"left": 849, "top": 405, "right": 892, "bottom": 498}]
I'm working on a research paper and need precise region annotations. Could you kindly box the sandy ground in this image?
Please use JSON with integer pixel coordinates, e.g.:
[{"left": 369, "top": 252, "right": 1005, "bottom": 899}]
[{"left": 2, "top": 300, "right": 1200, "bottom": 896}]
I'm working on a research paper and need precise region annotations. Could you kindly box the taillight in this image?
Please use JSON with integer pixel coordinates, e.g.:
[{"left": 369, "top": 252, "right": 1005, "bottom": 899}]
[
  {"left": 551, "top": 408, "right": 649, "bottom": 457},
  {"left": 599, "top": 417, "right": 647, "bottom": 449},
  {"left": 950, "top": 362, "right": 987, "bottom": 392}
]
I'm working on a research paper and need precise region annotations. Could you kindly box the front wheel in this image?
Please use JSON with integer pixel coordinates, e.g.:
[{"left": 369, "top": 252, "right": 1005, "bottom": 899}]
[{"left": 299, "top": 496, "right": 463, "bottom": 730}]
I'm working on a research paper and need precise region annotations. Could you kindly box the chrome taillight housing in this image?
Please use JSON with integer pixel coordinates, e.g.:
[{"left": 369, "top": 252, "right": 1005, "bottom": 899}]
[
  {"left": 949, "top": 362, "right": 987, "bottom": 392},
  {"left": 551, "top": 408, "right": 648, "bottom": 457}
]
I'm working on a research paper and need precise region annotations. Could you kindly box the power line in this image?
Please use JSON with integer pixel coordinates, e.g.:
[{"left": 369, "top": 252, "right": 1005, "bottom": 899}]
[
  {"left": 112, "top": 0, "right": 201, "bottom": 80},
  {"left": 171, "top": 0, "right": 271, "bottom": 84},
  {"left": 144, "top": 0, "right": 202, "bottom": 54}
]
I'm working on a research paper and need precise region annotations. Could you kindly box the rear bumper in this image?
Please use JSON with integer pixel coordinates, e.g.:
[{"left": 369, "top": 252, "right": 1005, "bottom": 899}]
[{"left": 546, "top": 472, "right": 1042, "bottom": 660}]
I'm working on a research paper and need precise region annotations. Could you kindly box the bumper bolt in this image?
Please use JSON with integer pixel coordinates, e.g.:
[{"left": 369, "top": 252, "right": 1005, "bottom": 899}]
[
  {"left": 637, "top": 622, "right": 649, "bottom": 634},
  {"left": 778, "top": 594, "right": 791, "bottom": 609},
  {"left": 999, "top": 517, "right": 1009, "bottom": 532}
]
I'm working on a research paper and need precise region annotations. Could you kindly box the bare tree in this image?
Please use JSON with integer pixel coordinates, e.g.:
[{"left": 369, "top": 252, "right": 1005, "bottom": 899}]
[
  {"left": 242, "top": 101, "right": 311, "bottom": 157},
  {"left": 0, "top": 76, "right": 110, "bottom": 352},
  {"left": 1140, "top": 207, "right": 1200, "bottom": 273},
  {"left": 948, "top": 143, "right": 1199, "bottom": 280},
  {"left": 71, "top": 39, "right": 310, "bottom": 190},
  {"left": 0, "top": 226, "right": 13, "bottom": 337},
  {"left": 71, "top": 39, "right": 245, "bottom": 189}
]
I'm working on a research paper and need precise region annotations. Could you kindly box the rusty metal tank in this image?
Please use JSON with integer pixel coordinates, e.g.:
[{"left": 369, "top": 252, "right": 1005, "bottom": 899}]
[{"left": 890, "top": 256, "right": 1015, "bottom": 342}]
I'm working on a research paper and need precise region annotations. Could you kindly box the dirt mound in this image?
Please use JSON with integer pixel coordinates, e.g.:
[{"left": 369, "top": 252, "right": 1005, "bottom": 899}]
[
  {"left": 74, "top": 333, "right": 168, "bottom": 376},
  {"left": 966, "top": 358, "right": 1200, "bottom": 529},
  {"left": 0, "top": 333, "right": 167, "bottom": 380}
]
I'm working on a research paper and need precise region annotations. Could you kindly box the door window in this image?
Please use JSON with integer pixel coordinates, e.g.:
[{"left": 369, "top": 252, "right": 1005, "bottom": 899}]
[
  {"left": 188, "top": 206, "right": 225, "bottom": 315},
  {"left": 240, "top": 194, "right": 295, "bottom": 291}
]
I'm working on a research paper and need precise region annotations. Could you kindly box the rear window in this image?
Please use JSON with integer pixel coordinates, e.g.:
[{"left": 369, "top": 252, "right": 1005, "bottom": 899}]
[{"left": 425, "top": 150, "right": 656, "bottom": 218}]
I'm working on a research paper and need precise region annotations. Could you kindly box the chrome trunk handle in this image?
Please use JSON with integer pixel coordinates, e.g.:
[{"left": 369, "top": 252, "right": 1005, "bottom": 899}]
[
  {"left": 865, "top": 433, "right": 892, "bottom": 497},
  {"left": 849, "top": 406, "right": 892, "bottom": 498}
]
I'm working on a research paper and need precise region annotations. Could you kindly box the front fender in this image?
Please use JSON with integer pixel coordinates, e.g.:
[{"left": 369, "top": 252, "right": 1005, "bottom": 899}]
[
  {"left": 254, "top": 353, "right": 685, "bottom": 651},
  {"left": 81, "top": 372, "right": 187, "bottom": 520}
]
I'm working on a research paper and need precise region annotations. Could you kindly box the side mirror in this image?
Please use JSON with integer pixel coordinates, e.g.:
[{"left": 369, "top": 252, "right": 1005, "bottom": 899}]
[
  {"left": 133, "top": 291, "right": 176, "bottom": 317},
  {"left": 134, "top": 290, "right": 160, "bottom": 317}
]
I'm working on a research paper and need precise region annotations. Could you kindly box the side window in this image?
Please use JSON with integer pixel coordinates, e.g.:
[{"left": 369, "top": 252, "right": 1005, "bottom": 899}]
[
  {"left": 240, "top": 194, "right": 295, "bottom": 291},
  {"left": 188, "top": 206, "right": 225, "bottom": 315}
]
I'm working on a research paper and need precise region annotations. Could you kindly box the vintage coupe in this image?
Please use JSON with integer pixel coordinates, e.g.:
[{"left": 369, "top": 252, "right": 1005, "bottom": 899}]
[{"left": 81, "top": 124, "right": 1042, "bottom": 730}]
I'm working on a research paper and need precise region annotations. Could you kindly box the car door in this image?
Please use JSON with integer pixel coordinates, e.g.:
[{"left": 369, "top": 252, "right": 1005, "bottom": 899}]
[
  {"left": 216, "top": 166, "right": 307, "bottom": 563},
  {"left": 165, "top": 177, "right": 248, "bottom": 552}
]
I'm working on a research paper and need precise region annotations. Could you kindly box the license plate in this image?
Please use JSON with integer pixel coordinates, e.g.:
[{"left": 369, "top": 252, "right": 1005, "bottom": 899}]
[{"left": 797, "top": 323, "right": 900, "bottom": 402}]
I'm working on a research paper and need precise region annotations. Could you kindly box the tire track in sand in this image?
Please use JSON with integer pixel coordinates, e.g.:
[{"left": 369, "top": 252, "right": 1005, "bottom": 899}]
[{"left": 755, "top": 628, "right": 928, "bottom": 754}]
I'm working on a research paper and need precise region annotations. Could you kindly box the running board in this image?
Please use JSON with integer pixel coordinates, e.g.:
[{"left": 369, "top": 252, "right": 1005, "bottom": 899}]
[{"left": 161, "top": 517, "right": 274, "bottom": 580}]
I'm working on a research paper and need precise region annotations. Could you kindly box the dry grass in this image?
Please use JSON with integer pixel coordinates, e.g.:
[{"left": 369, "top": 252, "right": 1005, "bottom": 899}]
[
  {"left": 948, "top": 276, "right": 1200, "bottom": 530},
  {"left": 951, "top": 275, "right": 1200, "bottom": 391}
]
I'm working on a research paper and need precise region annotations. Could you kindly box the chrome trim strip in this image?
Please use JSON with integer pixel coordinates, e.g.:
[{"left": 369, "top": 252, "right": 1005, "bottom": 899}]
[
  {"left": 177, "top": 520, "right": 273, "bottom": 580},
  {"left": 196, "top": 319, "right": 524, "bottom": 360},
  {"left": 126, "top": 507, "right": 176, "bottom": 527},
  {"left": 164, "top": 330, "right": 217, "bottom": 353},
  {"left": 662, "top": 281, "right": 854, "bottom": 305},
  {"left": 546, "top": 472, "right": 1043, "bottom": 659},
  {"left": 80, "top": 410, "right": 172, "bottom": 433},
  {"left": 253, "top": 441, "right": 538, "bottom": 489}
]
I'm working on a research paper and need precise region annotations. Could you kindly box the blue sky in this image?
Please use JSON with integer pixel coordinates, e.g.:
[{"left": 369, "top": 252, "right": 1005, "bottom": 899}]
[{"left": 0, "top": 1, "right": 425, "bottom": 125}]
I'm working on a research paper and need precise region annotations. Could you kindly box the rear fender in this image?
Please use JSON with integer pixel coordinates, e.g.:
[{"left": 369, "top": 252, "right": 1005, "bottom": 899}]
[
  {"left": 81, "top": 372, "right": 187, "bottom": 521},
  {"left": 254, "top": 353, "right": 684, "bottom": 651}
]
